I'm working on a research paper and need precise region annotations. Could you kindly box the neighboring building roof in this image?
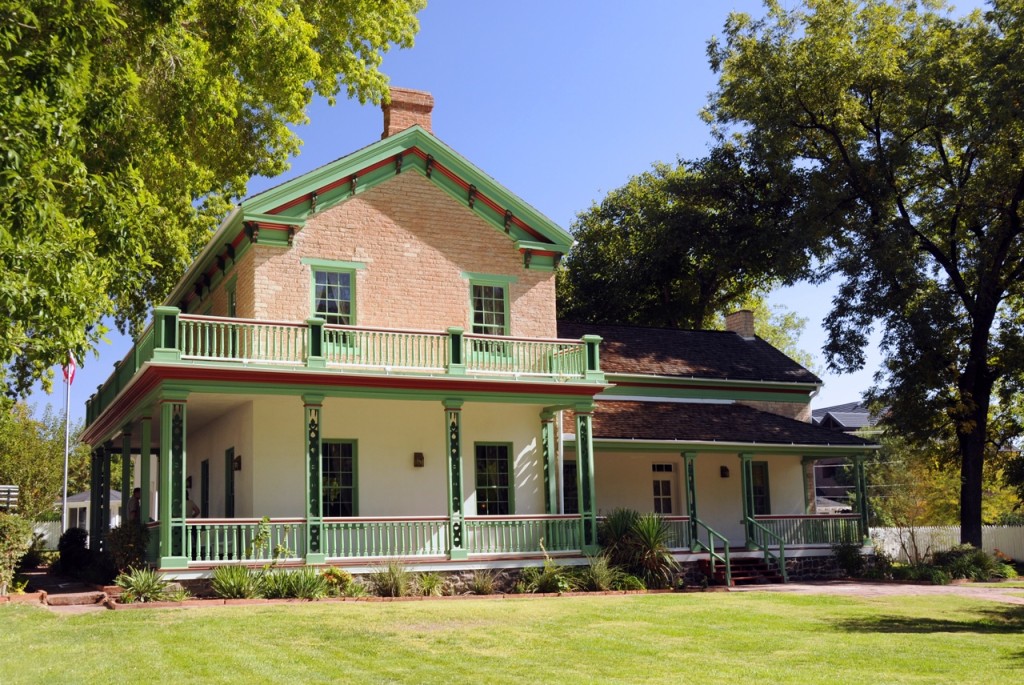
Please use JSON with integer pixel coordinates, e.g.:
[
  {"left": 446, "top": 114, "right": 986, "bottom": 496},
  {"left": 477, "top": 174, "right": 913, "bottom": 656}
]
[
  {"left": 811, "top": 401, "right": 881, "bottom": 432},
  {"left": 557, "top": 322, "right": 821, "bottom": 385},
  {"left": 584, "top": 401, "right": 873, "bottom": 446},
  {"left": 61, "top": 490, "right": 122, "bottom": 504}
]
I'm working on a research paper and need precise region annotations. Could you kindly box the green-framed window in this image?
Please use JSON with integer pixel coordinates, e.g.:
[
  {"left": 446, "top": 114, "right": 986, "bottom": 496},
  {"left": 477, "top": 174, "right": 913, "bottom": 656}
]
[
  {"left": 475, "top": 443, "right": 513, "bottom": 515},
  {"left": 312, "top": 269, "right": 355, "bottom": 325},
  {"left": 471, "top": 283, "right": 508, "bottom": 336},
  {"left": 323, "top": 440, "right": 357, "bottom": 517},
  {"left": 752, "top": 461, "right": 770, "bottom": 516},
  {"left": 652, "top": 463, "right": 674, "bottom": 514}
]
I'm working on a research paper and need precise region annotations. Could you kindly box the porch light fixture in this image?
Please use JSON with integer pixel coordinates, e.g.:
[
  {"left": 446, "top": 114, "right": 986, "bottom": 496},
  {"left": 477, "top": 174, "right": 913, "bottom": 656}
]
[
  {"left": 720, "top": 465, "right": 730, "bottom": 478},
  {"left": 234, "top": 454, "right": 242, "bottom": 471},
  {"left": 413, "top": 452, "right": 425, "bottom": 468}
]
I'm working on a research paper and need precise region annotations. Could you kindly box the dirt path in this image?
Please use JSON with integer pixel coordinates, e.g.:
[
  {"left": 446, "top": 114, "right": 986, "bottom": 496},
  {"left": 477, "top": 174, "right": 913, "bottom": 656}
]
[{"left": 731, "top": 580, "right": 1024, "bottom": 605}]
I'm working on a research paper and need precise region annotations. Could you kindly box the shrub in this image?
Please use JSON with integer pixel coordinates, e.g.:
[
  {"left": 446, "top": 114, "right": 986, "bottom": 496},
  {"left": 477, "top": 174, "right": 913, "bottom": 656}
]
[
  {"left": 519, "top": 559, "right": 574, "bottom": 594},
  {"left": 56, "top": 527, "right": 90, "bottom": 577},
  {"left": 84, "top": 551, "right": 117, "bottom": 585},
  {"left": 16, "top": 533, "right": 48, "bottom": 571},
  {"left": 994, "top": 563, "right": 1018, "bottom": 580},
  {"left": 115, "top": 567, "right": 169, "bottom": 603},
  {"left": 1, "top": 514, "right": 34, "bottom": 595},
  {"left": 415, "top": 571, "right": 445, "bottom": 597},
  {"left": 577, "top": 553, "right": 626, "bottom": 592},
  {"left": 599, "top": 508, "right": 640, "bottom": 567},
  {"left": 321, "top": 567, "right": 354, "bottom": 596},
  {"left": 163, "top": 583, "right": 192, "bottom": 602},
  {"left": 212, "top": 565, "right": 262, "bottom": 599},
  {"left": 106, "top": 524, "right": 150, "bottom": 574},
  {"left": 260, "top": 568, "right": 294, "bottom": 599},
  {"left": 368, "top": 561, "right": 411, "bottom": 597},
  {"left": 628, "top": 514, "right": 678, "bottom": 589},
  {"left": 466, "top": 568, "right": 499, "bottom": 595},
  {"left": 831, "top": 540, "right": 865, "bottom": 578},
  {"left": 932, "top": 544, "right": 1000, "bottom": 581}
]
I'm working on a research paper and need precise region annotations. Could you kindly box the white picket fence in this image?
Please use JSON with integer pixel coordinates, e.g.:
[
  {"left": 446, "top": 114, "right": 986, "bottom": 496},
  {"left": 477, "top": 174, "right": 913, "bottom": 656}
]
[
  {"left": 870, "top": 526, "right": 1024, "bottom": 563},
  {"left": 32, "top": 521, "right": 63, "bottom": 550}
]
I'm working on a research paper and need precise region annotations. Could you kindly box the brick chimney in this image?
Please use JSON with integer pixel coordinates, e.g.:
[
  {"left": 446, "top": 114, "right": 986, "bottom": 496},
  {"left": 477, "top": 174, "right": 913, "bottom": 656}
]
[
  {"left": 382, "top": 87, "right": 434, "bottom": 138},
  {"left": 725, "top": 309, "right": 755, "bottom": 339}
]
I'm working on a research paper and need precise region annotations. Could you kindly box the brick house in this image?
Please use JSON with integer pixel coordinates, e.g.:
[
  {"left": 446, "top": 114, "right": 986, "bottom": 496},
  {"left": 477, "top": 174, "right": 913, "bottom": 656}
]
[{"left": 81, "top": 89, "right": 875, "bottom": 582}]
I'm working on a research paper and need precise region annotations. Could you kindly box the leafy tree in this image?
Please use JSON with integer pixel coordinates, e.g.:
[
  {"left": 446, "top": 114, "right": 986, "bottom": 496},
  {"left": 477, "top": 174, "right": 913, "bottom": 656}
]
[
  {"left": 0, "top": 403, "right": 93, "bottom": 521},
  {"left": 557, "top": 144, "right": 817, "bottom": 330},
  {"left": 0, "top": 0, "right": 424, "bottom": 398},
  {"left": 706, "top": 0, "right": 1024, "bottom": 546}
]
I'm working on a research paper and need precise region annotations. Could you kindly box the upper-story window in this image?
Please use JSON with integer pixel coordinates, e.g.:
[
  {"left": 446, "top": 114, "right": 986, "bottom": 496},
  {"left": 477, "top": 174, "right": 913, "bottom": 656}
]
[
  {"left": 313, "top": 269, "right": 354, "bottom": 325},
  {"left": 471, "top": 283, "right": 507, "bottom": 335}
]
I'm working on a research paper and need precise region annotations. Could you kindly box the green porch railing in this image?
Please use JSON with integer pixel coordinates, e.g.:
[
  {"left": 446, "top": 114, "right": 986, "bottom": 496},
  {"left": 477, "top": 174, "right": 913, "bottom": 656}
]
[
  {"left": 179, "top": 316, "right": 307, "bottom": 363},
  {"left": 322, "top": 325, "right": 448, "bottom": 371},
  {"left": 322, "top": 516, "right": 449, "bottom": 559},
  {"left": 752, "top": 515, "right": 861, "bottom": 546},
  {"left": 663, "top": 516, "right": 692, "bottom": 550},
  {"left": 692, "top": 518, "right": 732, "bottom": 586},
  {"left": 745, "top": 516, "right": 788, "bottom": 582},
  {"left": 184, "top": 519, "right": 306, "bottom": 563},
  {"left": 464, "top": 334, "right": 587, "bottom": 378},
  {"left": 463, "top": 515, "right": 582, "bottom": 554}
]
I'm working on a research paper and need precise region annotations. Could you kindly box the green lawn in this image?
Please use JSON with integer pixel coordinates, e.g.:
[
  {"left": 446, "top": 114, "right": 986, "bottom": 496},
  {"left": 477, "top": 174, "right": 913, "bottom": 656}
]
[{"left": 2, "top": 593, "right": 1021, "bottom": 684}]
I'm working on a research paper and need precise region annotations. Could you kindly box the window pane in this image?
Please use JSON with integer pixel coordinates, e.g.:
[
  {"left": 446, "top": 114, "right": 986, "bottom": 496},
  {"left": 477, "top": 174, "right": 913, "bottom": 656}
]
[
  {"left": 475, "top": 444, "right": 510, "bottom": 515},
  {"left": 314, "top": 270, "right": 353, "bottom": 325},
  {"left": 322, "top": 441, "right": 356, "bottom": 517},
  {"left": 471, "top": 284, "right": 506, "bottom": 335}
]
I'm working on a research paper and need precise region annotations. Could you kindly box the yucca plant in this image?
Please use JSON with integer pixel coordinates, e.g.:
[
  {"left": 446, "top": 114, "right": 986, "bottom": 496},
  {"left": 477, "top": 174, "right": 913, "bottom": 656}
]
[
  {"left": 368, "top": 560, "right": 411, "bottom": 597},
  {"left": 629, "top": 514, "right": 678, "bottom": 589},
  {"left": 260, "top": 568, "right": 294, "bottom": 599},
  {"left": 211, "top": 565, "right": 262, "bottom": 599},
  {"left": 598, "top": 508, "right": 640, "bottom": 568},
  {"left": 115, "top": 567, "right": 169, "bottom": 603},
  {"left": 289, "top": 567, "right": 329, "bottom": 600}
]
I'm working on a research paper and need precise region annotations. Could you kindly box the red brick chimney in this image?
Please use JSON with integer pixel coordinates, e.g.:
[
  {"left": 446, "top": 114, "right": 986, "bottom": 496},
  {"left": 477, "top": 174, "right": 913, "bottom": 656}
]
[
  {"left": 725, "top": 309, "right": 755, "bottom": 339},
  {"left": 382, "top": 87, "right": 434, "bottom": 138}
]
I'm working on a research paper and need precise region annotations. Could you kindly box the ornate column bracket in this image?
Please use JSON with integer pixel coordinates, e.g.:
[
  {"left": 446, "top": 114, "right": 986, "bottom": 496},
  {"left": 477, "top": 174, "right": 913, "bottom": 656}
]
[
  {"left": 304, "top": 394, "right": 326, "bottom": 565},
  {"left": 444, "top": 399, "right": 467, "bottom": 560}
]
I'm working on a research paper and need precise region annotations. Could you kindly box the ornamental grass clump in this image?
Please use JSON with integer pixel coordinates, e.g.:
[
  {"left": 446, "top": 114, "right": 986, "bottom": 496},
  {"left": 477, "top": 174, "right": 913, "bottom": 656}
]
[
  {"left": 578, "top": 553, "right": 628, "bottom": 592},
  {"left": 115, "top": 567, "right": 169, "bottom": 603},
  {"left": 466, "top": 568, "right": 499, "bottom": 595},
  {"left": 415, "top": 571, "right": 445, "bottom": 596},
  {"left": 368, "top": 561, "right": 411, "bottom": 597},
  {"left": 212, "top": 565, "right": 262, "bottom": 599},
  {"left": 289, "top": 567, "right": 329, "bottom": 600}
]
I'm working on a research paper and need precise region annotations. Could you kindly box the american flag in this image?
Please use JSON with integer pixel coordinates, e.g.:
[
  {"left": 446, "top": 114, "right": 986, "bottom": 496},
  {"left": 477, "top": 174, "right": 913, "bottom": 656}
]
[{"left": 63, "top": 353, "right": 76, "bottom": 386}]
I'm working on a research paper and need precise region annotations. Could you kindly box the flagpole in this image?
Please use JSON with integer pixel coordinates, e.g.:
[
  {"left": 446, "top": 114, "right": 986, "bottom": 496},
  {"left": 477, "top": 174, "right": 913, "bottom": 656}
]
[{"left": 61, "top": 359, "right": 72, "bottom": 534}]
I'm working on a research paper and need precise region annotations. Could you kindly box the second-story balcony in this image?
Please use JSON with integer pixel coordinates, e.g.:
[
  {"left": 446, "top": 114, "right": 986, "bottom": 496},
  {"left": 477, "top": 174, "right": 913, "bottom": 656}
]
[{"left": 86, "top": 308, "right": 604, "bottom": 426}]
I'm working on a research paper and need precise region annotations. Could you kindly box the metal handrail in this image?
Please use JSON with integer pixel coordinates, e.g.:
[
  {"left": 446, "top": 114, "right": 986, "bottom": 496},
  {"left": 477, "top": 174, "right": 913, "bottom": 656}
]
[
  {"left": 693, "top": 518, "right": 731, "bottom": 586},
  {"left": 746, "top": 516, "right": 788, "bottom": 582}
]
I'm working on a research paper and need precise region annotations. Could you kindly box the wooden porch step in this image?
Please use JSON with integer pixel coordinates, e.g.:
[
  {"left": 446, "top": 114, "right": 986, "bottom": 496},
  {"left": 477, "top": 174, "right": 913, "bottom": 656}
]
[{"left": 697, "top": 557, "right": 785, "bottom": 587}]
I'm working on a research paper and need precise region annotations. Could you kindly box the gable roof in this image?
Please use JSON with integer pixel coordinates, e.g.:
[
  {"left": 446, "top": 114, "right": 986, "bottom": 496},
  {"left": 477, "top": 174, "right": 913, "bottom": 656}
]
[
  {"left": 811, "top": 401, "right": 881, "bottom": 431},
  {"left": 557, "top": 322, "right": 821, "bottom": 385},
  {"left": 585, "top": 401, "right": 872, "bottom": 447},
  {"left": 167, "top": 125, "right": 572, "bottom": 310}
]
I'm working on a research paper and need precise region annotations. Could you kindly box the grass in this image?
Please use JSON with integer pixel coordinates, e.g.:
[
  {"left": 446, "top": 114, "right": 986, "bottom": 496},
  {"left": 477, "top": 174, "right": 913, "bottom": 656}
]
[{"left": 2, "top": 593, "right": 1022, "bottom": 684}]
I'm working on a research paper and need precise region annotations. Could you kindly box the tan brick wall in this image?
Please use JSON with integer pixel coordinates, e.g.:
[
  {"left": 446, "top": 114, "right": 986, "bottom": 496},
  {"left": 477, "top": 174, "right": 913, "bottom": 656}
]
[
  {"left": 250, "top": 172, "right": 558, "bottom": 337},
  {"left": 737, "top": 399, "right": 812, "bottom": 422},
  {"left": 198, "top": 249, "right": 256, "bottom": 319}
]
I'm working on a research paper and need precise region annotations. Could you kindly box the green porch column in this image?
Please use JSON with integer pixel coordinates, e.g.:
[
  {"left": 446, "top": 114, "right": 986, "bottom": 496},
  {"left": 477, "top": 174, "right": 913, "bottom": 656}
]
[
  {"left": 853, "top": 454, "right": 870, "bottom": 543},
  {"left": 801, "top": 457, "right": 816, "bottom": 514},
  {"left": 575, "top": 404, "right": 599, "bottom": 553},
  {"left": 139, "top": 416, "right": 152, "bottom": 525},
  {"left": 304, "top": 394, "right": 326, "bottom": 564},
  {"left": 96, "top": 442, "right": 113, "bottom": 553},
  {"left": 159, "top": 395, "right": 189, "bottom": 568},
  {"left": 541, "top": 410, "right": 557, "bottom": 514},
  {"left": 738, "top": 453, "right": 755, "bottom": 549},
  {"left": 444, "top": 399, "right": 467, "bottom": 560},
  {"left": 88, "top": 447, "right": 100, "bottom": 549},
  {"left": 682, "top": 452, "right": 700, "bottom": 551},
  {"left": 121, "top": 426, "right": 133, "bottom": 520}
]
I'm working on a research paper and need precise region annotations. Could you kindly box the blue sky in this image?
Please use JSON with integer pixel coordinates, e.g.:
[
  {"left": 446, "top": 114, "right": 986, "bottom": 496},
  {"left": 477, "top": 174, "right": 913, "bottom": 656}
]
[{"left": 36, "top": 0, "right": 883, "bottom": 423}]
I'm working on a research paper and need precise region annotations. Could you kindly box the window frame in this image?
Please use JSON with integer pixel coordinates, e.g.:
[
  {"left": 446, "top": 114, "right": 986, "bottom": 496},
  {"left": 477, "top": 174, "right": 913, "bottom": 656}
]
[
  {"left": 322, "top": 439, "right": 358, "bottom": 517},
  {"left": 302, "top": 258, "right": 366, "bottom": 327},
  {"left": 652, "top": 463, "right": 675, "bottom": 515},
  {"left": 473, "top": 442, "right": 514, "bottom": 516},
  {"left": 463, "top": 272, "right": 516, "bottom": 337},
  {"left": 751, "top": 461, "right": 771, "bottom": 516}
]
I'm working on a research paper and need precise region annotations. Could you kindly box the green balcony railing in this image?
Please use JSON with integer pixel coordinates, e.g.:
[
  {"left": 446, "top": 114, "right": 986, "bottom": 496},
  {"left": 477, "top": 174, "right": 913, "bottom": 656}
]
[
  {"left": 323, "top": 325, "right": 448, "bottom": 371},
  {"left": 322, "top": 516, "right": 449, "bottom": 558},
  {"left": 663, "top": 516, "right": 693, "bottom": 550},
  {"left": 753, "top": 515, "right": 861, "bottom": 546},
  {"left": 85, "top": 310, "right": 602, "bottom": 428},
  {"left": 463, "top": 515, "right": 582, "bottom": 554}
]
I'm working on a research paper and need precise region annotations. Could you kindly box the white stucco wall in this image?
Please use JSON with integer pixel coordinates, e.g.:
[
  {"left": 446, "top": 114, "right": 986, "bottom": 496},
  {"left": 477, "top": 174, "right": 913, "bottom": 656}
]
[
  {"left": 593, "top": 449, "right": 809, "bottom": 546},
  {"left": 187, "top": 402, "right": 254, "bottom": 517}
]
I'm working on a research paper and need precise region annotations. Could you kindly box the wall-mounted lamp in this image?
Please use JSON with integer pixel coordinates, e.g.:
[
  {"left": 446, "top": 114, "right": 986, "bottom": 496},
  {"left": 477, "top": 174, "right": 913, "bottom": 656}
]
[
  {"left": 720, "top": 465, "right": 730, "bottom": 478},
  {"left": 413, "top": 452, "right": 425, "bottom": 468},
  {"left": 234, "top": 454, "right": 242, "bottom": 471}
]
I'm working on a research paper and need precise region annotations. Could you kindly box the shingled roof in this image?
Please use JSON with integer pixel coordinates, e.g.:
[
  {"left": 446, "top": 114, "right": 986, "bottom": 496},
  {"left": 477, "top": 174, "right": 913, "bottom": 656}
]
[
  {"left": 557, "top": 322, "right": 821, "bottom": 384},
  {"left": 584, "top": 401, "right": 872, "bottom": 446}
]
